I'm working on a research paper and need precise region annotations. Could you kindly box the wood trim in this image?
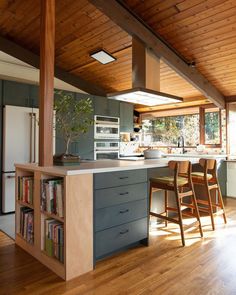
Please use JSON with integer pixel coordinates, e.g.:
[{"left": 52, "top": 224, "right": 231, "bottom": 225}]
[
  {"left": 137, "top": 98, "right": 210, "bottom": 114},
  {"left": 89, "top": 0, "right": 226, "bottom": 108},
  {"left": 225, "top": 96, "right": 236, "bottom": 103},
  {"left": 39, "top": 0, "right": 55, "bottom": 167},
  {"left": 200, "top": 107, "right": 222, "bottom": 147},
  {"left": 0, "top": 35, "right": 106, "bottom": 96},
  {"left": 65, "top": 174, "right": 93, "bottom": 280},
  {"left": 199, "top": 107, "right": 204, "bottom": 145}
]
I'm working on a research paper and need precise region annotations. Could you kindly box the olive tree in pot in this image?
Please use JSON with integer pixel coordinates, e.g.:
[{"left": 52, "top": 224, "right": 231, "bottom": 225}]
[{"left": 53, "top": 91, "right": 93, "bottom": 165}]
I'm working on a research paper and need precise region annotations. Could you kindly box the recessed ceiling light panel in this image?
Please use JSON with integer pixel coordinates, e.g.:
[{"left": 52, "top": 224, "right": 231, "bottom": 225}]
[{"left": 90, "top": 50, "right": 116, "bottom": 64}]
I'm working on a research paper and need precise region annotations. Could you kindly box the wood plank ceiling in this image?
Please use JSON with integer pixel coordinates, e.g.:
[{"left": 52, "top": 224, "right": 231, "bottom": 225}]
[{"left": 0, "top": 0, "right": 235, "bottom": 112}]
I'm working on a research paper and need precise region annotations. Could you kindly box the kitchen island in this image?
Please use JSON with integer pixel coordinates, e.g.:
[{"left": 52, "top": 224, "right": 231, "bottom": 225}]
[{"left": 15, "top": 157, "right": 226, "bottom": 280}]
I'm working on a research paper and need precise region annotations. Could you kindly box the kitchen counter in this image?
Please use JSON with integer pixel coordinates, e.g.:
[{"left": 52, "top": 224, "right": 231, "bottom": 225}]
[
  {"left": 15, "top": 159, "right": 171, "bottom": 176},
  {"left": 163, "top": 153, "right": 227, "bottom": 159},
  {"left": 15, "top": 155, "right": 226, "bottom": 176},
  {"left": 15, "top": 156, "right": 227, "bottom": 280}
]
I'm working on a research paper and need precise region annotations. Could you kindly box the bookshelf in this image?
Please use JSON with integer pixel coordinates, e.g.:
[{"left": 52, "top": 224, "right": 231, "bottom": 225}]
[
  {"left": 15, "top": 165, "right": 93, "bottom": 281},
  {"left": 16, "top": 170, "right": 35, "bottom": 245}
]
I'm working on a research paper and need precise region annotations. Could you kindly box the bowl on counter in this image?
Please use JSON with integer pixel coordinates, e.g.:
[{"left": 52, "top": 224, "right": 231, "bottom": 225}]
[{"left": 143, "top": 148, "right": 164, "bottom": 159}]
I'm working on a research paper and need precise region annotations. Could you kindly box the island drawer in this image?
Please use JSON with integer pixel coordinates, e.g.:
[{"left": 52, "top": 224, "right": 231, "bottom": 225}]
[
  {"left": 94, "top": 169, "right": 147, "bottom": 189},
  {"left": 95, "top": 199, "right": 147, "bottom": 232},
  {"left": 95, "top": 182, "right": 147, "bottom": 209},
  {"left": 95, "top": 217, "right": 148, "bottom": 258}
]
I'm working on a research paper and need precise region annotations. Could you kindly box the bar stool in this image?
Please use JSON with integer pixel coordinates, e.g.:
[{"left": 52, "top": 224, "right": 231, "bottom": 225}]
[
  {"left": 191, "top": 159, "right": 227, "bottom": 230},
  {"left": 149, "top": 161, "right": 203, "bottom": 246}
]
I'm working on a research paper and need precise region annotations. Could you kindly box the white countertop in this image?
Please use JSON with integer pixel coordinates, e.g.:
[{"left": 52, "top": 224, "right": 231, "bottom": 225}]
[
  {"left": 15, "top": 154, "right": 226, "bottom": 176},
  {"left": 162, "top": 153, "right": 227, "bottom": 159},
  {"left": 15, "top": 159, "right": 169, "bottom": 175}
]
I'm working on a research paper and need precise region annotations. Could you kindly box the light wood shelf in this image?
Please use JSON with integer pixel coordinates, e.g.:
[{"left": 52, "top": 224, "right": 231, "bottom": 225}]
[
  {"left": 15, "top": 166, "right": 93, "bottom": 281},
  {"left": 41, "top": 211, "right": 64, "bottom": 223},
  {"left": 17, "top": 200, "right": 34, "bottom": 209},
  {"left": 16, "top": 233, "right": 34, "bottom": 245},
  {"left": 41, "top": 250, "right": 64, "bottom": 265}
]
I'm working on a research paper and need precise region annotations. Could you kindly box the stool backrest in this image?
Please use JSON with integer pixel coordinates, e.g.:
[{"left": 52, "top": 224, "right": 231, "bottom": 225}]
[
  {"left": 199, "top": 158, "right": 217, "bottom": 180},
  {"left": 199, "top": 158, "right": 216, "bottom": 171},
  {"left": 168, "top": 161, "right": 192, "bottom": 189},
  {"left": 168, "top": 160, "right": 191, "bottom": 175}
]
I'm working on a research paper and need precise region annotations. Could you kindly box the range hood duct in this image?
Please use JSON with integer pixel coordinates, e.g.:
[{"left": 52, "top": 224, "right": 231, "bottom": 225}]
[{"left": 108, "top": 37, "right": 183, "bottom": 106}]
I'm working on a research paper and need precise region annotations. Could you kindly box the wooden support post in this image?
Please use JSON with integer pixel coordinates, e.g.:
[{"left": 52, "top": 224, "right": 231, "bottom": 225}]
[{"left": 39, "top": 0, "right": 55, "bottom": 166}]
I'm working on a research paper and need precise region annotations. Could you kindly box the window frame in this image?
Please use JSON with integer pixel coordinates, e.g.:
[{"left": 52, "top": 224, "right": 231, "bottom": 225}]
[
  {"left": 141, "top": 105, "right": 222, "bottom": 148},
  {"left": 199, "top": 106, "right": 222, "bottom": 148}
]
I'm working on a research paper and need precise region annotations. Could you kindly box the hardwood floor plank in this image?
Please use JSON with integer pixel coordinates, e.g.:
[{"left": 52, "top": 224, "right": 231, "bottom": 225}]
[{"left": 0, "top": 198, "right": 236, "bottom": 294}]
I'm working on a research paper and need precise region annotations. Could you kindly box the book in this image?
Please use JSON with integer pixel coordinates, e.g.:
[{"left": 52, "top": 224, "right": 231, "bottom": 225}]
[
  {"left": 44, "top": 218, "right": 64, "bottom": 263},
  {"left": 18, "top": 176, "right": 34, "bottom": 205},
  {"left": 41, "top": 178, "right": 64, "bottom": 217},
  {"left": 19, "top": 207, "right": 34, "bottom": 244}
]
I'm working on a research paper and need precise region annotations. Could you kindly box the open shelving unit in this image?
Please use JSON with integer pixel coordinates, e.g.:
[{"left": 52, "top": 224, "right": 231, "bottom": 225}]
[
  {"left": 15, "top": 165, "right": 93, "bottom": 280},
  {"left": 16, "top": 170, "right": 35, "bottom": 246}
]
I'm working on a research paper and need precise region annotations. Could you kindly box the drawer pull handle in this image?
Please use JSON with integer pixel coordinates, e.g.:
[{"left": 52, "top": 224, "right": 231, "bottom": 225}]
[
  {"left": 119, "top": 209, "right": 129, "bottom": 214},
  {"left": 119, "top": 176, "right": 129, "bottom": 180},
  {"left": 120, "top": 229, "right": 129, "bottom": 235},
  {"left": 119, "top": 192, "right": 129, "bottom": 196}
]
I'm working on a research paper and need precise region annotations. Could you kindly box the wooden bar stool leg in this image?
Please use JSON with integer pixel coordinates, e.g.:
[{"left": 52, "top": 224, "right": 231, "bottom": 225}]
[
  {"left": 217, "top": 186, "right": 227, "bottom": 224},
  {"left": 206, "top": 185, "right": 215, "bottom": 230},
  {"left": 175, "top": 193, "right": 185, "bottom": 246},
  {"left": 165, "top": 190, "right": 168, "bottom": 227},
  {"left": 191, "top": 193, "right": 203, "bottom": 237}
]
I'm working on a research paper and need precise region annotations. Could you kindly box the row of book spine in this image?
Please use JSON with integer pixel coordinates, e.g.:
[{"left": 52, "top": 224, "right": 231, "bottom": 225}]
[
  {"left": 45, "top": 218, "right": 64, "bottom": 263},
  {"left": 41, "top": 178, "right": 64, "bottom": 218},
  {"left": 19, "top": 207, "right": 34, "bottom": 244},
  {"left": 18, "top": 176, "right": 34, "bottom": 205}
]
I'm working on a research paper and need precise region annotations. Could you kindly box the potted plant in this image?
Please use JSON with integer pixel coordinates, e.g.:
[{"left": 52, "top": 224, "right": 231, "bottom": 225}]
[{"left": 53, "top": 91, "right": 94, "bottom": 165}]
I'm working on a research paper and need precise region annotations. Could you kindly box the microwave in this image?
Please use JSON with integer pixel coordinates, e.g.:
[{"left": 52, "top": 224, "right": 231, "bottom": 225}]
[{"left": 94, "top": 115, "right": 120, "bottom": 139}]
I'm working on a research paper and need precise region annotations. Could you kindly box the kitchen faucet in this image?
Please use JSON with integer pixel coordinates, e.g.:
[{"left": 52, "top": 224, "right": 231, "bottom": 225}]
[{"left": 177, "top": 136, "right": 187, "bottom": 154}]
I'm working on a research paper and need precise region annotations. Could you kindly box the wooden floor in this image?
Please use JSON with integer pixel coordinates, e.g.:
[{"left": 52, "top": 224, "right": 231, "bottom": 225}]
[{"left": 1, "top": 198, "right": 236, "bottom": 295}]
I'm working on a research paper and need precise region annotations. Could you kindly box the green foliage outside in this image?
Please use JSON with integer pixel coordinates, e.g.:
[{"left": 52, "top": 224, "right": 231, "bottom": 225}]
[
  {"left": 205, "top": 112, "right": 220, "bottom": 144},
  {"left": 142, "top": 114, "right": 199, "bottom": 146},
  {"left": 54, "top": 91, "right": 94, "bottom": 154},
  {"left": 142, "top": 111, "right": 220, "bottom": 146}
]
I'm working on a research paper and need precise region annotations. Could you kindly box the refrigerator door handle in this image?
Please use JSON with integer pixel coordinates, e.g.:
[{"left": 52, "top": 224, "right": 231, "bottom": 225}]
[{"left": 6, "top": 175, "right": 15, "bottom": 179}]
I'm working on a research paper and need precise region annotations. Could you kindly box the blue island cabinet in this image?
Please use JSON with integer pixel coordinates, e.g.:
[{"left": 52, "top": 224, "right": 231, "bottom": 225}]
[{"left": 94, "top": 169, "right": 149, "bottom": 259}]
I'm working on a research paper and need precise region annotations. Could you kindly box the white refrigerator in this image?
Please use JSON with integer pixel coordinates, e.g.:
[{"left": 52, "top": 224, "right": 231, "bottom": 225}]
[{"left": 2, "top": 105, "right": 39, "bottom": 213}]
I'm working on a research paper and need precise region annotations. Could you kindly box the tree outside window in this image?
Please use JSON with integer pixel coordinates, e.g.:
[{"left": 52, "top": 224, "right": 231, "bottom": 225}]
[
  {"left": 141, "top": 107, "right": 221, "bottom": 147},
  {"left": 204, "top": 110, "right": 220, "bottom": 145}
]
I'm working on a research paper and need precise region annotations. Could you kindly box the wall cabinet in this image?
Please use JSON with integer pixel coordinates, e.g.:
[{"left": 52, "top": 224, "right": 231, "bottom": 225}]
[
  {"left": 29, "top": 85, "right": 39, "bottom": 108},
  {"left": 94, "top": 96, "right": 120, "bottom": 117},
  {"left": 3, "top": 80, "right": 30, "bottom": 107},
  {"left": 120, "top": 102, "right": 133, "bottom": 132}
]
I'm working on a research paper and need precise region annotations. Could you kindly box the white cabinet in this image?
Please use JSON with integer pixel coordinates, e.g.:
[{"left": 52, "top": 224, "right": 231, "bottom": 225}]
[{"left": 226, "top": 162, "right": 236, "bottom": 198}]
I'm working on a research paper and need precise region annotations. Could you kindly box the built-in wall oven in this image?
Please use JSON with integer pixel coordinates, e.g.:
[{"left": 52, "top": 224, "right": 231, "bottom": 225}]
[
  {"left": 94, "top": 115, "right": 120, "bottom": 139},
  {"left": 94, "top": 141, "right": 119, "bottom": 160}
]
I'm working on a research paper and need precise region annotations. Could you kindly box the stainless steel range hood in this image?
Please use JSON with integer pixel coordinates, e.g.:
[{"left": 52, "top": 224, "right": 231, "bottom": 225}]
[
  {"left": 107, "top": 37, "right": 183, "bottom": 106},
  {"left": 107, "top": 87, "right": 182, "bottom": 106}
]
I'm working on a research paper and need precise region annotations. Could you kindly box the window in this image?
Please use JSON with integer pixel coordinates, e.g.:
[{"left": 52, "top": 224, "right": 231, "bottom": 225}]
[
  {"left": 142, "top": 113, "right": 200, "bottom": 147},
  {"left": 141, "top": 107, "right": 222, "bottom": 147},
  {"left": 204, "top": 109, "right": 221, "bottom": 145}
]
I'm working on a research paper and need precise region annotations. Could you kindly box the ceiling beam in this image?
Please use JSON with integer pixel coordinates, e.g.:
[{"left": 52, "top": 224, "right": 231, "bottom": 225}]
[
  {"left": 225, "top": 96, "right": 236, "bottom": 103},
  {"left": 0, "top": 35, "right": 106, "bottom": 96},
  {"left": 88, "top": 0, "right": 225, "bottom": 109},
  {"left": 135, "top": 98, "right": 210, "bottom": 113}
]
